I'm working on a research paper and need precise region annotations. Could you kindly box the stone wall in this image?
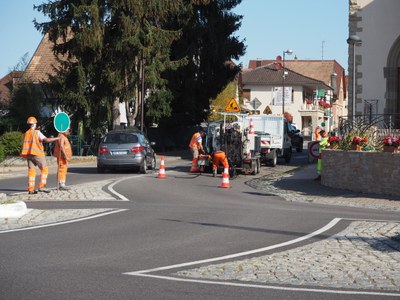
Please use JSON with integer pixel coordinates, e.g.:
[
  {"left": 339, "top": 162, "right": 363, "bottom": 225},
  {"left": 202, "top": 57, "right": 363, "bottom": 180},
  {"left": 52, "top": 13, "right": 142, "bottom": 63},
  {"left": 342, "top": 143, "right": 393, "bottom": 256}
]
[{"left": 321, "top": 149, "right": 400, "bottom": 196}]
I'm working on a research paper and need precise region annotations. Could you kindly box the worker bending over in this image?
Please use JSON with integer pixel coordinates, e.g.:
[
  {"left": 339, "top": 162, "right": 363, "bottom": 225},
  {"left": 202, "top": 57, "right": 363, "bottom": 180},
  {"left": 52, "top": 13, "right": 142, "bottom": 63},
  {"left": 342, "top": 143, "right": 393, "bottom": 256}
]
[
  {"left": 189, "top": 130, "right": 205, "bottom": 173},
  {"left": 212, "top": 150, "right": 229, "bottom": 177}
]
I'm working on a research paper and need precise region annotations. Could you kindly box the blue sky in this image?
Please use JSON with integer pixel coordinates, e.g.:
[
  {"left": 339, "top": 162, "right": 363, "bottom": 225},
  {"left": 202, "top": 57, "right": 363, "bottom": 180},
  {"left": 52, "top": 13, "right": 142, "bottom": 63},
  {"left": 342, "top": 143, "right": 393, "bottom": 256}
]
[{"left": 0, "top": 0, "right": 349, "bottom": 78}]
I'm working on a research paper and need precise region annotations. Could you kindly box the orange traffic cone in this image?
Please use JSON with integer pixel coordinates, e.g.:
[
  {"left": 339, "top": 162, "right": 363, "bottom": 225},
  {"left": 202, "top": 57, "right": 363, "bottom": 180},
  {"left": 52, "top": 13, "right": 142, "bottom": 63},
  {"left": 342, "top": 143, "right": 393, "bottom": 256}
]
[
  {"left": 220, "top": 168, "right": 231, "bottom": 188},
  {"left": 157, "top": 156, "right": 166, "bottom": 179},
  {"left": 249, "top": 118, "right": 255, "bottom": 134}
]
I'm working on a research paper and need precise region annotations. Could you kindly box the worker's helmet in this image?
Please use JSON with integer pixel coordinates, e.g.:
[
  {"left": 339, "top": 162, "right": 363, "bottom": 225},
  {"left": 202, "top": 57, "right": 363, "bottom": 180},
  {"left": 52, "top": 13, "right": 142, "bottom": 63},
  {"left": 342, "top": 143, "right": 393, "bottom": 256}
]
[{"left": 27, "top": 116, "right": 38, "bottom": 124}]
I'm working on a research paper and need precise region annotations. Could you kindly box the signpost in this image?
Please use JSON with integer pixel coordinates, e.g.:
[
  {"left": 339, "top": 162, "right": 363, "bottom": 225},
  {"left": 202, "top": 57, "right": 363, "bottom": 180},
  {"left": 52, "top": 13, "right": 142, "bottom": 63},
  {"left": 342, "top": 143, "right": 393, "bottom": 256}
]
[
  {"left": 53, "top": 112, "right": 71, "bottom": 133},
  {"left": 225, "top": 98, "right": 240, "bottom": 112},
  {"left": 53, "top": 112, "right": 71, "bottom": 191},
  {"left": 250, "top": 97, "right": 262, "bottom": 110}
]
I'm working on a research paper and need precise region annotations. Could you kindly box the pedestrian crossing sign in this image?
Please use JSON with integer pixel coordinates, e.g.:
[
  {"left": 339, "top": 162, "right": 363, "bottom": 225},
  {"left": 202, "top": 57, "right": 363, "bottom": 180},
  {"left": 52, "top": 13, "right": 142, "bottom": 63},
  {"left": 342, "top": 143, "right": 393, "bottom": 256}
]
[{"left": 225, "top": 98, "right": 240, "bottom": 112}]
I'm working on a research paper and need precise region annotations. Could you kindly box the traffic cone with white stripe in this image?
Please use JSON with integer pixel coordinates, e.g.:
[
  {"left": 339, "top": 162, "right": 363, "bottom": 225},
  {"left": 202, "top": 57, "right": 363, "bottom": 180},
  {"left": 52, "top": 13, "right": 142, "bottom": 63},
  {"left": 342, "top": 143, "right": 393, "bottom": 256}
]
[
  {"left": 220, "top": 168, "right": 231, "bottom": 188},
  {"left": 157, "top": 156, "right": 166, "bottom": 179},
  {"left": 249, "top": 118, "right": 255, "bottom": 134}
]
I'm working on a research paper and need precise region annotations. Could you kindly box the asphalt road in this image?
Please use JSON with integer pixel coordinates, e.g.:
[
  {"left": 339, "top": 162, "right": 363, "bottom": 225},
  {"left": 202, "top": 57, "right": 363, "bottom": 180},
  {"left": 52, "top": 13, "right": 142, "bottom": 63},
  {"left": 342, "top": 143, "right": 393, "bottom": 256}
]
[{"left": 0, "top": 152, "right": 399, "bottom": 299}]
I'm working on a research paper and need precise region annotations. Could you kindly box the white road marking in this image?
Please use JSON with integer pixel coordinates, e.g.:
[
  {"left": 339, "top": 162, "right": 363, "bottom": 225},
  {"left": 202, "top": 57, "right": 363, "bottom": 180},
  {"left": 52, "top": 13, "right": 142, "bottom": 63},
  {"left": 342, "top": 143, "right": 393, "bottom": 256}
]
[
  {"left": 123, "top": 217, "right": 400, "bottom": 297},
  {"left": 125, "top": 217, "right": 341, "bottom": 275},
  {"left": 0, "top": 209, "right": 128, "bottom": 234},
  {"left": 132, "top": 274, "right": 400, "bottom": 297}
]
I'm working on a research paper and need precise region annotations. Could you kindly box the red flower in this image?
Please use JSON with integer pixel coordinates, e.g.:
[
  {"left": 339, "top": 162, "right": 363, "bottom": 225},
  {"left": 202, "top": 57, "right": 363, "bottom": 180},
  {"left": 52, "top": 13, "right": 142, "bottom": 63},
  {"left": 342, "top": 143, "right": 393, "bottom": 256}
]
[
  {"left": 352, "top": 136, "right": 367, "bottom": 145},
  {"left": 328, "top": 136, "right": 341, "bottom": 144},
  {"left": 383, "top": 136, "right": 400, "bottom": 147}
]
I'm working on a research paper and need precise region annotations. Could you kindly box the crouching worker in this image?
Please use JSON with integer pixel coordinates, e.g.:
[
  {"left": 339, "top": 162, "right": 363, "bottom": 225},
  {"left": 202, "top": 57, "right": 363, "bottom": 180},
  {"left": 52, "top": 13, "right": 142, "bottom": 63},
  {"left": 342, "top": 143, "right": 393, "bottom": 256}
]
[
  {"left": 21, "top": 116, "right": 60, "bottom": 194},
  {"left": 212, "top": 150, "right": 229, "bottom": 177},
  {"left": 189, "top": 130, "right": 206, "bottom": 173},
  {"left": 53, "top": 128, "right": 72, "bottom": 190}
]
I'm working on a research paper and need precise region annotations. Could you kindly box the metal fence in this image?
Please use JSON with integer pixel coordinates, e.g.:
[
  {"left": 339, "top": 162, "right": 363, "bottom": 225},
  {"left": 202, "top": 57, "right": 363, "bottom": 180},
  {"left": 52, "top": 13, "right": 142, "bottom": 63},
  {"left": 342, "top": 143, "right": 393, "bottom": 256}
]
[{"left": 338, "top": 114, "right": 400, "bottom": 140}]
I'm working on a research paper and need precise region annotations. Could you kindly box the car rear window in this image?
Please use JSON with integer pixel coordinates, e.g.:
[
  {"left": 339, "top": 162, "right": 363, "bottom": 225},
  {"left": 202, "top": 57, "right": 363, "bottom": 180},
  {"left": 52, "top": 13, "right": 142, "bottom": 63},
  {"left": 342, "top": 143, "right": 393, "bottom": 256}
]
[{"left": 103, "top": 133, "right": 138, "bottom": 144}]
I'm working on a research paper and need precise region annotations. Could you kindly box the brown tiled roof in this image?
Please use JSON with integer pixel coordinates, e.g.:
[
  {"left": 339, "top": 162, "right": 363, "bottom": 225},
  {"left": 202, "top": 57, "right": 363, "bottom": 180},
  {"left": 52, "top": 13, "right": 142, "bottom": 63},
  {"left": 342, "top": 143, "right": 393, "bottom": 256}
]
[
  {"left": 248, "top": 59, "right": 345, "bottom": 92},
  {"left": 242, "top": 63, "right": 332, "bottom": 90},
  {"left": 0, "top": 71, "right": 23, "bottom": 106},
  {"left": 24, "top": 33, "right": 69, "bottom": 83}
]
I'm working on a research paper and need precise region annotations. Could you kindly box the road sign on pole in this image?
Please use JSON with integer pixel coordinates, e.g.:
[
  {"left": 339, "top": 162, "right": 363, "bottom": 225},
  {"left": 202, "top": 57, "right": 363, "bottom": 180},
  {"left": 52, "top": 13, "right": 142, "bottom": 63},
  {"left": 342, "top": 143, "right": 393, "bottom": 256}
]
[
  {"left": 250, "top": 97, "right": 262, "bottom": 110},
  {"left": 225, "top": 98, "right": 240, "bottom": 112},
  {"left": 54, "top": 112, "right": 71, "bottom": 133}
]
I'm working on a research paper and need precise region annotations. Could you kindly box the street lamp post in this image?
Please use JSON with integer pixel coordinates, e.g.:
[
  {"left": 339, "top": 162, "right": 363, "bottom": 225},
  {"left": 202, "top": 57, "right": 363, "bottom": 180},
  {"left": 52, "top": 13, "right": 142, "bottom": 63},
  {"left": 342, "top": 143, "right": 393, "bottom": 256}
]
[
  {"left": 282, "top": 50, "right": 293, "bottom": 116},
  {"left": 347, "top": 35, "right": 361, "bottom": 119}
]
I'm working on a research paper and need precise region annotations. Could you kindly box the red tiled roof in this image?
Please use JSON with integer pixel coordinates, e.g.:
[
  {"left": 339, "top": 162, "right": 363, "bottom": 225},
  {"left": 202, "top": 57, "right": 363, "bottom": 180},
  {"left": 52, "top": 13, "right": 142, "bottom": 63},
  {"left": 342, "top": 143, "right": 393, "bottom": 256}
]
[
  {"left": 0, "top": 71, "right": 23, "bottom": 106},
  {"left": 242, "top": 63, "right": 332, "bottom": 90}
]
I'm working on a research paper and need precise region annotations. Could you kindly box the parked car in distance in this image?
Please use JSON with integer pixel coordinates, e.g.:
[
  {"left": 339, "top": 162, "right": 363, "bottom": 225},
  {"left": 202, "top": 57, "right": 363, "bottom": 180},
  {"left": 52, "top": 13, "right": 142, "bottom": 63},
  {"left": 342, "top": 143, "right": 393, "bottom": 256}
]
[
  {"left": 289, "top": 124, "right": 304, "bottom": 152},
  {"left": 97, "top": 128, "right": 156, "bottom": 173}
]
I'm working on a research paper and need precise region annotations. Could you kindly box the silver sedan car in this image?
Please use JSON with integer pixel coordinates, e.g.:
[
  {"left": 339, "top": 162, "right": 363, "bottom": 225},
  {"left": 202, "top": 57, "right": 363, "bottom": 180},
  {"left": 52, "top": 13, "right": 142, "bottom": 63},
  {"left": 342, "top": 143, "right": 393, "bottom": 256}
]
[{"left": 97, "top": 129, "right": 156, "bottom": 173}]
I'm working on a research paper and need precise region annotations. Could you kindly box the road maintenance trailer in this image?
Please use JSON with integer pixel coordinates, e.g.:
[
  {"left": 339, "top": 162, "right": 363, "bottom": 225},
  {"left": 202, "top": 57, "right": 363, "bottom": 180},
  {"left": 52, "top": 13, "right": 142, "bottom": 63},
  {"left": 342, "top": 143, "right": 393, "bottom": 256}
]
[{"left": 204, "top": 113, "right": 261, "bottom": 175}]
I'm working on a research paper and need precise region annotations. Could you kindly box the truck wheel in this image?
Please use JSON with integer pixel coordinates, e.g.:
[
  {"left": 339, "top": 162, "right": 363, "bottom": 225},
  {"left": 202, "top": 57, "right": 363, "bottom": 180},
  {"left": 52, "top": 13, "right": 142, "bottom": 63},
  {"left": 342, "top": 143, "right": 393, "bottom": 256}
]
[{"left": 284, "top": 147, "right": 292, "bottom": 163}]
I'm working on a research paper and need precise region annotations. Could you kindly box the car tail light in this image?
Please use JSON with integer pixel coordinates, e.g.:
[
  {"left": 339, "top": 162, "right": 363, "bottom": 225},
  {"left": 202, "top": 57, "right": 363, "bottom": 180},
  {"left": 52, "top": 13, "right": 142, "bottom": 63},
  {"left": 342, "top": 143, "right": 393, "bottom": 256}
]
[
  {"left": 98, "top": 146, "right": 109, "bottom": 155},
  {"left": 130, "top": 146, "right": 144, "bottom": 153},
  {"left": 261, "top": 148, "right": 269, "bottom": 154}
]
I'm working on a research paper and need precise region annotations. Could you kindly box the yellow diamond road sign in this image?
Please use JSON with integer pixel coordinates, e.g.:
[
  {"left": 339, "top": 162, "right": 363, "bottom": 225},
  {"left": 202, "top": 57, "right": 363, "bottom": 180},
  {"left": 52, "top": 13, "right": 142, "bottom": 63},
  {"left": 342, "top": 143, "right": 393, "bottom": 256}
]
[{"left": 225, "top": 98, "right": 240, "bottom": 112}]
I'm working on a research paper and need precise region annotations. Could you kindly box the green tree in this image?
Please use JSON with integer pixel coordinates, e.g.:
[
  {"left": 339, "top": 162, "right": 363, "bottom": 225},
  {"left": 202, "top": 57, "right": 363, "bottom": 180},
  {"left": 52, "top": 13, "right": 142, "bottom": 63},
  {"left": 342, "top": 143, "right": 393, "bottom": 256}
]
[
  {"left": 164, "top": 0, "right": 245, "bottom": 126},
  {"left": 34, "top": 0, "right": 204, "bottom": 135},
  {"left": 8, "top": 80, "right": 43, "bottom": 130}
]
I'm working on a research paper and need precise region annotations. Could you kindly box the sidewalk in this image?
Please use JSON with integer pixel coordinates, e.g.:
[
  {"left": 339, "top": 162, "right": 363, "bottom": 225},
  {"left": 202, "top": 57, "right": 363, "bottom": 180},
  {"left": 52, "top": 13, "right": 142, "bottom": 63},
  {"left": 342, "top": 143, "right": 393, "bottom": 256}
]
[{"left": 248, "top": 164, "right": 400, "bottom": 212}]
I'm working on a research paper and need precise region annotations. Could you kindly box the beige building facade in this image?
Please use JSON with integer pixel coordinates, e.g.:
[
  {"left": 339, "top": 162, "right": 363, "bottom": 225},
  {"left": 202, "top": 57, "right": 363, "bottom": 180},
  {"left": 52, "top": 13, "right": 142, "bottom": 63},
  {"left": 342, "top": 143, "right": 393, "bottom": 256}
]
[{"left": 349, "top": 0, "right": 400, "bottom": 116}]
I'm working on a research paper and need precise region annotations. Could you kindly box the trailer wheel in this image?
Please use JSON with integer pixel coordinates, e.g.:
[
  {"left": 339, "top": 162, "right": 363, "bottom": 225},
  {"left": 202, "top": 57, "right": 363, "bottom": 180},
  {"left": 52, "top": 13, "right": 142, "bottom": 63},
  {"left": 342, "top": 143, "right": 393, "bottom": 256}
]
[
  {"left": 256, "top": 158, "right": 261, "bottom": 174},
  {"left": 269, "top": 150, "right": 277, "bottom": 167}
]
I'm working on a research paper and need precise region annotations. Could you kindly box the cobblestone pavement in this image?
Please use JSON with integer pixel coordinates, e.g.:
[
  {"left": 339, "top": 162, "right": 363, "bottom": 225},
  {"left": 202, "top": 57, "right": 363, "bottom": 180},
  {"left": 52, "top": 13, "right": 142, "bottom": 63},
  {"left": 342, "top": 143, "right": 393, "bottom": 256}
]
[
  {"left": 1, "top": 159, "right": 400, "bottom": 294},
  {"left": 176, "top": 221, "right": 400, "bottom": 292}
]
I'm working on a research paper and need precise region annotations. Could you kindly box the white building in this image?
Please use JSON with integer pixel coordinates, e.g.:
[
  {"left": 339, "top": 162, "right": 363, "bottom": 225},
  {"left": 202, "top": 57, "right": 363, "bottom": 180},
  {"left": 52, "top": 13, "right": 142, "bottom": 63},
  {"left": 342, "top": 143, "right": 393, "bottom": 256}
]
[{"left": 241, "top": 63, "right": 334, "bottom": 138}]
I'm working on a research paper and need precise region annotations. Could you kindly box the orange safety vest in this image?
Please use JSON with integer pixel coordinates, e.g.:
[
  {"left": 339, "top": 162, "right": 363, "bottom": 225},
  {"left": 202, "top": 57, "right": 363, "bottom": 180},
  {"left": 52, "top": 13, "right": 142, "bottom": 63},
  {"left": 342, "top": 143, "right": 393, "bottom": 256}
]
[
  {"left": 189, "top": 132, "right": 203, "bottom": 150},
  {"left": 21, "top": 128, "right": 45, "bottom": 158},
  {"left": 53, "top": 135, "right": 72, "bottom": 160}
]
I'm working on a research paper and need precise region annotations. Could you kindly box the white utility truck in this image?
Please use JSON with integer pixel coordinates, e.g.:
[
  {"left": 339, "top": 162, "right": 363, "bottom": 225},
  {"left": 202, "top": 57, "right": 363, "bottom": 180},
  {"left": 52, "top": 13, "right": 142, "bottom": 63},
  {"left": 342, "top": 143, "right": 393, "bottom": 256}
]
[{"left": 243, "top": 115, "right": 292, "bottom": 167}]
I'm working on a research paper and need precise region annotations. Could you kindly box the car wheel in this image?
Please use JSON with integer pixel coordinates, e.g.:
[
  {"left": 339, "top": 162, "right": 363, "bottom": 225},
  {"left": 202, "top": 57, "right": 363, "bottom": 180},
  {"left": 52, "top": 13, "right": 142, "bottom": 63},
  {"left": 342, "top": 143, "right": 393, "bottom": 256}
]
[
  {"left": 284, "top": 147, "right": 292, "bottom": 163},
  {"left": 296, "top": 139, "right": 304, "bottom": 152},
  {"left": 149, "top": 156, "right": 156, "bottom": 170},
  {"left": 140, "top": 159, "right": 147, "bottom": 174}
]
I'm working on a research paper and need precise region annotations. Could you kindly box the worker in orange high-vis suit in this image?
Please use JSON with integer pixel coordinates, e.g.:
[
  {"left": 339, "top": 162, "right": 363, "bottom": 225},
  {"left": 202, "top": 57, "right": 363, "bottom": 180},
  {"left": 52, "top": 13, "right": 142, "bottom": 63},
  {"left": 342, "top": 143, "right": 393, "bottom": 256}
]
[
  {"left": 188, "top": 130, "right": 205, "bottom": 173},
  {"left": 20, "top": 116, "right": 60, "bottom": 194},
  {"left": 53, "top": 127, "right": 72, "bottom": 190},
  {"left": 212, "top": 150, "right": 229, "bottom": 177}
]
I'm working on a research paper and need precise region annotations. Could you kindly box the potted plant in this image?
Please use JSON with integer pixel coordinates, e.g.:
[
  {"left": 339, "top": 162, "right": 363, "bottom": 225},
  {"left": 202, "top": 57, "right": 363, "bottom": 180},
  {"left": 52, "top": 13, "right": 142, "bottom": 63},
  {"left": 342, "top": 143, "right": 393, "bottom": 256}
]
[
  {"left": 328, "top": 136, "right": 342, "bottom": 149},
  {"left": 382, "top": 136, "right": 400, "bottom": 153},
  {"left": 351, "top": 136, "right": 367, "bottom": 151}
]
